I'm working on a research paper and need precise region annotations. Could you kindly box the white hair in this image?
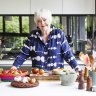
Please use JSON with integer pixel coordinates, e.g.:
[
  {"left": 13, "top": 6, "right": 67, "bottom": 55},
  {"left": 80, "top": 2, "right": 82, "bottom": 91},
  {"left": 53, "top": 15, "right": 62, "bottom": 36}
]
[{"left": 34, "top": 9, "right": 52, "bottom": 25}]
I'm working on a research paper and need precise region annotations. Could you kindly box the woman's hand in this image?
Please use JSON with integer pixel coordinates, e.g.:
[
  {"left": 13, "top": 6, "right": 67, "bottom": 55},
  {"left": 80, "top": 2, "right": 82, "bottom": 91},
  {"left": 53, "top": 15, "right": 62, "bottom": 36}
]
[
  {"left": 75, "top": 66, "right": 81, "bottom": 73},
  {"left": 75, "top": 66, "right": 82, "bottom": 82},
  {"left": 10, "top": 66, "right": 17, "bottom": 70}
]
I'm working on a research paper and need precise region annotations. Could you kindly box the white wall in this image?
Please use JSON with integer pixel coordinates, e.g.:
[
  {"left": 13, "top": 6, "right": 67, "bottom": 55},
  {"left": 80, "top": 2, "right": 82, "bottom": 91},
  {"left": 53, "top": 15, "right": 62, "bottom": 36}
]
[{"left": 0, "top": 0, "right": 95, "bottom": 14}]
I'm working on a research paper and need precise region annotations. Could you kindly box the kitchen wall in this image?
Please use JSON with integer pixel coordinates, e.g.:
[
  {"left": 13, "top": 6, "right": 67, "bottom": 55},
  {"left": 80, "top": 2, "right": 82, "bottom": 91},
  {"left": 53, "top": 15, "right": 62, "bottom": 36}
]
[{"left": 0, "top": 0, "right": 95, "bottom": 14}]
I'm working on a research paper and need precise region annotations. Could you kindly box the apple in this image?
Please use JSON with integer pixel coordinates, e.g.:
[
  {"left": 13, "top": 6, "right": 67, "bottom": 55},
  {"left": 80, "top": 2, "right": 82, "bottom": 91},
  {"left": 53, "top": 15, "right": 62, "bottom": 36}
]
[
  {"left": 39, "top": 69, "right": 44, "bottom": 75},
  {"left": 8, "top": 69, "right": 15, "bottom": 74},
  {"left": 32, "top": 68, "right": 39, "bottom": 74}
]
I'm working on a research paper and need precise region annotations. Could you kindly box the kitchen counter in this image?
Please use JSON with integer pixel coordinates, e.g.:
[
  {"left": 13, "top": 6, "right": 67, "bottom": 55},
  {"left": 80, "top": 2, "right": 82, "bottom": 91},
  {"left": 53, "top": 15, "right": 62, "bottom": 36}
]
[
  {"left": 0, "top": 59, "right": 32, "bottom": 66},
  {"left": 0, "top": 59, "right": 84, "bottom": 66},
  {"left": 0, "top": 81, "right": 95, "bottom": 96},
  {"left": 0, "top": 59, "right": 85, "bottom": 71}
]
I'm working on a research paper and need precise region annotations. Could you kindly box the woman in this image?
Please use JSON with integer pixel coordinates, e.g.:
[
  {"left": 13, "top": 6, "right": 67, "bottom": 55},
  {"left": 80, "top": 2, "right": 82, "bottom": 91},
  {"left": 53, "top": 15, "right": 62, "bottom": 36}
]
[{"left": 11, "top": 9, "right": 81, "bottom": 72}]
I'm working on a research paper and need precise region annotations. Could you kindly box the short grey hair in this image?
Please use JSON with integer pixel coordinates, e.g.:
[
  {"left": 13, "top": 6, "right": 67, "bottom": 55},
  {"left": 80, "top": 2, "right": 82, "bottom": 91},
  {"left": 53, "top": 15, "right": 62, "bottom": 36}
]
[{"left": 34, "top": 9, "right": 52, "bottom": 25}]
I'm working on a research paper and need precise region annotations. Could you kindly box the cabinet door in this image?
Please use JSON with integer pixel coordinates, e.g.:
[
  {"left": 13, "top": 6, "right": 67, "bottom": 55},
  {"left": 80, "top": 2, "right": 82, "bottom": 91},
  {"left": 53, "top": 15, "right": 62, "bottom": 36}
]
[
  {"left": 62, "top": 0, "right": 95, "bottom": 14},
  {"left": 31, "top": 0, "right": 62, "bottom": 14},
  {"left": 0, "top": 0, "right": 30, "bottom": 14}
]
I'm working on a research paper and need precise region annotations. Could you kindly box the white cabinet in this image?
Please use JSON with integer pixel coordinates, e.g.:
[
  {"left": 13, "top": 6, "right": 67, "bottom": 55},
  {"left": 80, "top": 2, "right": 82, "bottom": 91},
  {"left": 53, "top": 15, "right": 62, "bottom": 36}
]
[
  {"left": 0, "top": 0, "right": 95, "bottom": 14},
  {"left": 62, "top": 0, "right": 95, "bottom": 14},
  {"left": 0, "top": 0, "right": 30, "bottom": 14},
  {"left": 31, "top": 0, "right": 62, "bottom": 14}
]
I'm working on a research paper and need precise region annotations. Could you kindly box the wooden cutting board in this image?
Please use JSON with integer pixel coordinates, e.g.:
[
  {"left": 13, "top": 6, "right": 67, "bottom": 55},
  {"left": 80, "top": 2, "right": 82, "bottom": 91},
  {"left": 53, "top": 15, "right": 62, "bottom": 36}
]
[{"left": 30, "top": 73, "right": 60, "bottom": 80}]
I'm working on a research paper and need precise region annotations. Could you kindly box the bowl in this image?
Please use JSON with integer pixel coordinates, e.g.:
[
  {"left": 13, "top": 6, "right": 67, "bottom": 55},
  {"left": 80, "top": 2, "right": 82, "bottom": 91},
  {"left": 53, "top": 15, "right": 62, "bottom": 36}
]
[
  {"left": 60, "top": 70, "right": 77, "bottom": 86},
  {"left": 0, "top": 69, "right": 28, "bottom": 81}
]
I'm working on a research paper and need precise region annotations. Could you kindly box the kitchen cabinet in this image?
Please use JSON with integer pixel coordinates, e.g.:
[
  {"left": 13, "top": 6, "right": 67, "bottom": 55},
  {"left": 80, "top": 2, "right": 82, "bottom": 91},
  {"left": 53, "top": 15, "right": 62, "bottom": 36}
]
[
  {"left": 0, "top": 0, "right": 30, "bottom": 14},
  {"left": 0, "top": 0, "right": 95, "bottom": 14},
  {"left": 62, "top": 0, "right": 95, "bottom": 14},
  {"left": 30, "top": 0, "right": 62, "bottom": 14}
]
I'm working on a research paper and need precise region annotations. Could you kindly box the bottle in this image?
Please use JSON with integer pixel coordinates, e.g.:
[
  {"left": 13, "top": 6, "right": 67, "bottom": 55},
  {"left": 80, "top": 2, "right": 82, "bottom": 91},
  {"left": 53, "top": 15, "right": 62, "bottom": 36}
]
[
  {"left": 84, "top": 67, "right": 88, "bottom": 80},
  {"left": 86, "top": 76, "right": 92, "bottom": 91},
  {"left": 78, "top": 70, "right": 85, "bottom": 89}
]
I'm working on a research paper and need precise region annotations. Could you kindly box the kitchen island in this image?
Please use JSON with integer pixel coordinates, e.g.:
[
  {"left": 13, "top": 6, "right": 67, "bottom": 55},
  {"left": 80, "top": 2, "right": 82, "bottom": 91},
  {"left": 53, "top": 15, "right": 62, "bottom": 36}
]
[{"left": 0, "top": 80, "right": 95, "bottom": 96}]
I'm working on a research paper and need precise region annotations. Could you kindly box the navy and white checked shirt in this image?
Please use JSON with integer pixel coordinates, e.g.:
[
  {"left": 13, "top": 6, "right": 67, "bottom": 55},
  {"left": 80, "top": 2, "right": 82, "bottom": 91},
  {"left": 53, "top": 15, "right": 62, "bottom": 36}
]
[{"left": 13, "top": 27, "right": 78, "bottom": 71}]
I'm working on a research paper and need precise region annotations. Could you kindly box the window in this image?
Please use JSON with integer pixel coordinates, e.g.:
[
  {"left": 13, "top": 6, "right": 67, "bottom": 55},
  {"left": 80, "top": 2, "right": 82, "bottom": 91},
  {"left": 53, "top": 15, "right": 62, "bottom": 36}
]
[
  {"left": 0, "top": 15, "right": 96, "bottom": 59},
  {"left": 1, "top": 36, "right": 27, "bottom": 59},
  {"left": 0, "top": 16, "right": 3, "bottom": 32},
  {"left": 5, "top": 16, "right": 19, "bottom": 33},
  {"left": 22, "top": 16, "right": 29, "bottom": 33},
  {"left": 0, "top": 15, "right": 30, "bottom": 59}
]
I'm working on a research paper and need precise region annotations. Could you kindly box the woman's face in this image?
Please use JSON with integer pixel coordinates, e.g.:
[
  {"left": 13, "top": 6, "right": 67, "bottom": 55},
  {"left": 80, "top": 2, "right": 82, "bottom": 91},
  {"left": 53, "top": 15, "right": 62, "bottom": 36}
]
[{"left": 37, "top": 17, "right": 51, "bottom": 32}]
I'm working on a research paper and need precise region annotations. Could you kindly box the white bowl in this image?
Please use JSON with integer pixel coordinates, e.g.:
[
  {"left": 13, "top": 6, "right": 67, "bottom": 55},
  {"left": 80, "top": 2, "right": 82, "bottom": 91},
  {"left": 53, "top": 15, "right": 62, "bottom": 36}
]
[{"left": 60, "top": 71, "right": 77, "bottom": 86}]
